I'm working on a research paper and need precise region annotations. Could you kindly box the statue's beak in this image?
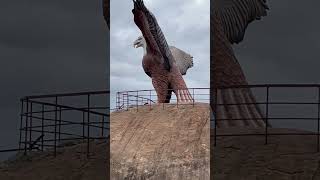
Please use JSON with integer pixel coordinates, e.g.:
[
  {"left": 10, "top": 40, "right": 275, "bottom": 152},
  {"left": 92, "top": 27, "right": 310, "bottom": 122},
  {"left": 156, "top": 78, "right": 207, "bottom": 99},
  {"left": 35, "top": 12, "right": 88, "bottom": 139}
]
[
  {"left": 133, "top": 39, "right": 139, "bottom": 48},
  {"left": 133, "top": 43, "right": 137, "bottom": 48}
]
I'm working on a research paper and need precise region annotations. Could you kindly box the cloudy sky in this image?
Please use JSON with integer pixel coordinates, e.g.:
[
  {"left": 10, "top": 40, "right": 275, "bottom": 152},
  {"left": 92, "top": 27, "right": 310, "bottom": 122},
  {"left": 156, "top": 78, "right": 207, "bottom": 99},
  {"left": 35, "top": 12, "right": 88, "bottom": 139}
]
[
  {"left": 0, "top": 0, "right": 108, "bottom": 160},
  {"left": 110, "top": 0, "right": 210, "bottom": 108},
  {"left": 235, "top": 0, "right": 320, "bottom": 84}
]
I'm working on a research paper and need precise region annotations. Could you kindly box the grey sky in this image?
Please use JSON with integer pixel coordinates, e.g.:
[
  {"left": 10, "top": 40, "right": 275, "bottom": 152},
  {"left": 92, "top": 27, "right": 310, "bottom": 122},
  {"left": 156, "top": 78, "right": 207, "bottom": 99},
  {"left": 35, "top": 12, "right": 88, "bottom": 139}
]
[
  {"left": 110, "top": 0, "right": 210, "bottom": 108},
  {"left": 235, "top": 0, "right": 320, "bottom": 84},
  {"left": 0, "top": 0, "right": 108, "bottom": 160}
]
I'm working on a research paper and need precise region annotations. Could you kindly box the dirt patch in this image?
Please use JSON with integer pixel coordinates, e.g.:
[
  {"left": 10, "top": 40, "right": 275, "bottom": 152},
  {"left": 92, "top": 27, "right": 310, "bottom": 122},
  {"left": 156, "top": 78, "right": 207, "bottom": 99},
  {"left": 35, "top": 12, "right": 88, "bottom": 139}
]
[
  {"left": 0, "top": 140, "right": 109, "bottom": 180},
  {"left": 212, "top": 128, "right": 320, "bottom": 179}
]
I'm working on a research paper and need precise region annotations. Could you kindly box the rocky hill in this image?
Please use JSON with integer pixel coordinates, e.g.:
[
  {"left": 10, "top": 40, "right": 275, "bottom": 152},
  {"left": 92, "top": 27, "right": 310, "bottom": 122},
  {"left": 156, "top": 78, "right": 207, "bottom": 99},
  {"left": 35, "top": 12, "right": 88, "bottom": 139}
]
[{"left": 110, "top": 103, "right": 210, "bottom": 180}]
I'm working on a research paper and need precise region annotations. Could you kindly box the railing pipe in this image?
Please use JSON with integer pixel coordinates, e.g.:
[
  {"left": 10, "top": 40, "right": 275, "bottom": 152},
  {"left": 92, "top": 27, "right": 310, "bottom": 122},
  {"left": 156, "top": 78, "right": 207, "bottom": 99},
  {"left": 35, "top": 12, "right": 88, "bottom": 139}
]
[
  {"left": 317, "top": 87, "right": 320, "bottom": 152},
  {"left": 41, "top": 104, "right": 44, "bottom": 151},
  {"left": 214, "top": 88, "right": 218, "bottom": 146},
  {"left": 24, "top": 99, "right": 29, "bottom": 155},
  {"left": 59, "top": 106, "right": 62, "bottom": 143},
  {"left": 87, "top": 94, "right": 90, "bottom": 158},
  {"left": 19, "top": 99, "right": 24, "bottom": 150},
  {"left": 29, "top": 102, "right": 33, "bottom": 151},
  {"left": 54, "top": 96, "right": 58, "bottom": 157},
  {"left": 265, "top": 86, "right": 269, "bottom": 145}
]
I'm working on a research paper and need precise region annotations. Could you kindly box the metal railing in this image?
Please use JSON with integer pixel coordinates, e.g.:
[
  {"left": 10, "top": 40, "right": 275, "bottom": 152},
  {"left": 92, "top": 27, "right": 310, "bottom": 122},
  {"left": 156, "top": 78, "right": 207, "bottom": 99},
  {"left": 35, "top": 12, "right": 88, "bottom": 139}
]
[
  {"left": 115, "top": 88, "right": 210, "bottom": 111},
  {"left": 213, "top": 84, "right": 320, "bottom": 152},
  {"left": 2, "top": 84, "right": 320, "bottom": 157},
  {"left": 12, "top": 90, "right": 110, "bottom": 158}
]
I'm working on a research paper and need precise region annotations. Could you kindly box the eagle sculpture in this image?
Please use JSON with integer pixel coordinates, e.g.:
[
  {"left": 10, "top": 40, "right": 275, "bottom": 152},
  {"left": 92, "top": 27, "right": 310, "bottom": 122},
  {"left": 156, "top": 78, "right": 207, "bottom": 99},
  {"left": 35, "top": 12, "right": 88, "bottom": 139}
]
[
  {"left": 132, "top": 0, "right": 193, "bottom": 103},
  {"left": 211, "top": 0, "right": 269, "bottom": 128},
  {"left": 133, "top": 36, "right": 194, "bottom": 76}
]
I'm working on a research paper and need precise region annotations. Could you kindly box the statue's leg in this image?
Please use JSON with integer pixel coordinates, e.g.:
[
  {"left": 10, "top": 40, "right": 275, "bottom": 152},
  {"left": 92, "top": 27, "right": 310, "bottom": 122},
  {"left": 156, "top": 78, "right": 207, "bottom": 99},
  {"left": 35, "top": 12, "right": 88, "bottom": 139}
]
[
  {"left": 152, "top": 77, "right": 169, "bottom": 103},
  {"left": 169, "top": 67, "right": 193, "bottom": 103},
  {"left": 164, "top": 84, "right": 173, "bottom": 103}
]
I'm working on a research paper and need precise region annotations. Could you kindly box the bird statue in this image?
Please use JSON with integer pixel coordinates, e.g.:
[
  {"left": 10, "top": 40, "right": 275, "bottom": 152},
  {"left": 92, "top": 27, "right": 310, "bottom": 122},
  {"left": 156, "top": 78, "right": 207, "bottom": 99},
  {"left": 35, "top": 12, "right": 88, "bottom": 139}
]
[
  {"left": 132, "top": 0, "right": 193, "bottom": 103},
  {"left": 211, "top": 0, "right": 269, "bottom": 128},
  {"left": 133, "top": 36, "right": 194, "bottom": 76}
]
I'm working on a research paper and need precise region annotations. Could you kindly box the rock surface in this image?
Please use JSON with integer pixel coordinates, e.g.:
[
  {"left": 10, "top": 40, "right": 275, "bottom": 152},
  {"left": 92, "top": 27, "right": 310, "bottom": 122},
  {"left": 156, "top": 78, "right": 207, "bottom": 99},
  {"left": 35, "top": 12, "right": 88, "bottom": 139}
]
[
  {"left": 111, "top": 103, "right": 210, "bottom": 180},
  {"left": 0, "top": 140, "right": 109, "bottom": 180}
]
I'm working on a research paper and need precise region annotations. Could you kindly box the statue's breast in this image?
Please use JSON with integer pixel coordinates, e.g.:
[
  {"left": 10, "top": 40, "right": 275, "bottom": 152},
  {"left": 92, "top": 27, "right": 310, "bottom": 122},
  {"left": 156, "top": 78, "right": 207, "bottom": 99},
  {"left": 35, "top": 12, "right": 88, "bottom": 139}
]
[{"left": 142, "top": 55, "right": 153, "bottom": 77}]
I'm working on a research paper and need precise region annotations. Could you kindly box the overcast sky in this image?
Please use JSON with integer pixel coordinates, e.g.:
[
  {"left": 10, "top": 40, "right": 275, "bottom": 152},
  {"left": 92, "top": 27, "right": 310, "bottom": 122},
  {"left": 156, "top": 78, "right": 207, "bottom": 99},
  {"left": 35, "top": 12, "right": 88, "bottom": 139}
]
[
  {"left": 235, "top": 0, "right": 320, "bottom": 84},
  {"left": 0, "top": 0, "right": 108, "bottom": 160},
  {"left": 110, "top": 0, "right": 210, "bottom": 109}
]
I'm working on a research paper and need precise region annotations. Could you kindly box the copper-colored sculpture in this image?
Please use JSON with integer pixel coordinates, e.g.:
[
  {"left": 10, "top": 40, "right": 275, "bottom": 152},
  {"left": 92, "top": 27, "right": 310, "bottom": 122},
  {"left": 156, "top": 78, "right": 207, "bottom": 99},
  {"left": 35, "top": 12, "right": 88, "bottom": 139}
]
[
  {"left": 133, "top": 36, "right": 194, "bottom": 76},
  {"left": 211, "top": 0, "right": 269, "bottom": 128},
  {"left": 132, "top": 0, "right": 193, "bottom": 103}
]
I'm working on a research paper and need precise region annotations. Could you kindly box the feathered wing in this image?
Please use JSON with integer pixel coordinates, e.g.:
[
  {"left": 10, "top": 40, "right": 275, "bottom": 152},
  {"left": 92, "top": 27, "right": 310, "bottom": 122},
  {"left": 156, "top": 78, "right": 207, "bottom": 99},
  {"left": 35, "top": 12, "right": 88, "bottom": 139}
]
[
  {"left": 211, "top": 0, "right": 269, "bottom": 128},
  {"left": 169, "top": 46, "right": 193, "bottom": 75},
  {"left": 135, "top": 0, "right": 175, "bottom": 71},
  {"left": 103, "top": 0, "right": 110, "bottom": 28},
  {"left": 213, "top": 0, "right": 268, "bottom": 44}
]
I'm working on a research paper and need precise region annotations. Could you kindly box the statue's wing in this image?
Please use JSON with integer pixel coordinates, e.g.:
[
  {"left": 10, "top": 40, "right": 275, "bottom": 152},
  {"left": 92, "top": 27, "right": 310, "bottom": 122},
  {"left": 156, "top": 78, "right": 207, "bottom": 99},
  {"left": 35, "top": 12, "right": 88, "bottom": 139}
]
[
  {"left": 213, "top": 0, "right": 268, "bottom": 44},
  {"left": 170, "top": 46, "right": 193, "bottom": 75},
  {"left": 134, "top": 0, "right": 174, "bottom": 71},
  {"left": 103, "top": 0, "right": 110, "bottom": 28},
  {"left": 211, "top": 0, "right": 269, "bottom": 128}
]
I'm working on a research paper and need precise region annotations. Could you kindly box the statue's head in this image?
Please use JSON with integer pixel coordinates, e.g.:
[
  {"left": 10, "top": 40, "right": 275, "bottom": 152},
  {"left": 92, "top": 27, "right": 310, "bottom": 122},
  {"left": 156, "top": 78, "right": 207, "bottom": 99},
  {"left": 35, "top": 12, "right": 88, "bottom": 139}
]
[{"left": 133, "top": 36, "right": 146, "bottom": 48}]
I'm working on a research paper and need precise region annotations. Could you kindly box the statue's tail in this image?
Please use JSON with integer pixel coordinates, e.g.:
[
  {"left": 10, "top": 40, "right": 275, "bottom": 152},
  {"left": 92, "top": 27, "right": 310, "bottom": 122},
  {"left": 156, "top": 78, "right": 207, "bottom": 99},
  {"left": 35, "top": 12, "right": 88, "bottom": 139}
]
[{"left": 213, "top": 88, "right": 267, "bottom": 128}]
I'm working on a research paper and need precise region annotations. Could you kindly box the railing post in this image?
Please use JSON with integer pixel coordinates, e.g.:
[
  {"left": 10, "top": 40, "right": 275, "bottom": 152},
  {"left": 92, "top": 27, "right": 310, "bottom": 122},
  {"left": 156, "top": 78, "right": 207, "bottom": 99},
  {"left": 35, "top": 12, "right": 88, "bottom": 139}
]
[
  {"left": 19, "top": 99, "right": 24, "bottom": 150},
  {"left": 82, "top": 111, "right": 85, "bottom": 143},
  {"left": 193, "top": 88, "right": 195, "bottom": 107},
  {"left": 149, "top": 90, "right": 152, "bottom": 110},
  {"left": 41, "top": 104, "right": 44, "bottom": 151},
  {"left": 54, "top": 96, "right": 58, "bottom": 157},
  {"left": 214, "top": 88, "right": 218, "bottom": 146},
  {"left": 29, "top": 102, "right": 33, "bottom": 151},
  {"left": 127, "top": 92, "right": 129, "bottom": 111},
  {"left": 122, "top": 93, "right": 125, "bottom": 109},
  {"left": 177, "top": 90, "right": 179, "bottom": 108},
  {"left": 58, "top": 107, "right": 62, "bottom": 143},
  {"left": 87, "top": 94, "right": 90, "bottom": 158},
  {"left": 116, "top": 92, "right": 119, "bottom": 109},
  {"left": 119, "top": 93, "right": 121, "bottom": 109},
  {"left": 24, "top": 99, "right": 29, "bottom": 155},
  {"left": 101, "top": 115, "right": 105, "bottom": 137},
  {"left": 265, "top": 86, "right": 269, "bottom": 145},
  {"left": 137, "top": 91, "right": 139, "bottom": 112},
  {"left": 317, "top": 86, "right": 320, "bottom": 152}
]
